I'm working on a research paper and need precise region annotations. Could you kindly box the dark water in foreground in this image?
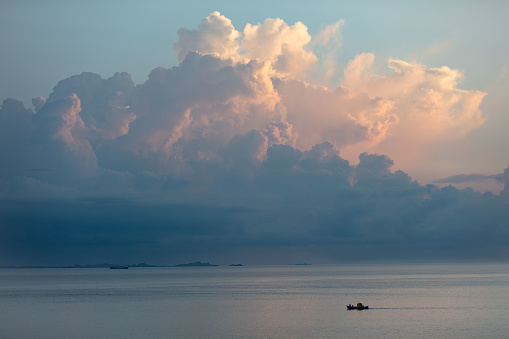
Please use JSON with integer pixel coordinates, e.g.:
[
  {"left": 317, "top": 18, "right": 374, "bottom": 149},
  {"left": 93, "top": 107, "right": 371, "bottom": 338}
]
[{"left": 1, "top": 264, "right": 508, "bottom": 338}]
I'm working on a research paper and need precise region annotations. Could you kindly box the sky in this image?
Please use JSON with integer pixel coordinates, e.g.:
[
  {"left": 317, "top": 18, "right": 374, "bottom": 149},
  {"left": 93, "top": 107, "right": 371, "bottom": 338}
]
[{"left": 1, "top": 1, "right": 509, "bottom": 266}]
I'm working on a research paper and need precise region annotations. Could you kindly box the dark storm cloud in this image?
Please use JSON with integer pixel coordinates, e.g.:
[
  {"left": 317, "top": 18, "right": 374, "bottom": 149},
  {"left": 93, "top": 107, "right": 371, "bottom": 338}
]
[
  {"left": 2, "top": 142, "right": 508, "bottom": 265},
  {"left": 0, "top": 198, "right": 251, "bottom": 265}
]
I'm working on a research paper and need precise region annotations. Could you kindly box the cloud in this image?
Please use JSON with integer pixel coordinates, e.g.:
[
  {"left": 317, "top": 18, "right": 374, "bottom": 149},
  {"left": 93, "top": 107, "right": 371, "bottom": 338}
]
[
  {"left": 0, "top": 98, "right": 34, "bottom": 171},
  {"left": 221, "top": 129, "right": 268, "bottom": 182},
  {"left": 434, "top": 166, "right": 509, "bottom": 193},
  {"left": 32, "top": 97, "right": 46, "bottom": 111},
  {"left": 264, "top": 121, "right": 297, "bottom": 147},
  {"left": 343, "top": 55, "right": 487, "bottom": 139},
  {"left": 171, "top": 12, "right": 486, "bottom": 160},
  {"left": 340, "top": 54, "right": 487, "bottom": 172},
  {"left": 173, "top": 11, "right": 241, "bottom": 63},
  {"left": 0, "top": 12, "right": 505, "bottom": 265},
  {"left": 434, "top": 173, "right": 501, "bottom": 184},
  {"left": 32, "top": 94, "right": 97, "bottom": 174},
  {"left": 47, "top": 72, "right": 136, "bottom": 144},
  {"left": 93, "top": 52, "right": 283, "bottom": 178},
  {"left": 308, "top": 20, "right": 345, "bottom": 87},
  {"left": 174, "top": 11, "right": 319, "bottom": 79},
  {"left": 241, "top": 17, "right": 317, "bottom": 78},
  {"left": 355, "top": 152, "right": 394, "bottom": 181},
  {"left": 312, "top": 20, "right": 344, "bottom": 48},
  {"left": 3, "top": 150, "right": 508, "bottom": 265},
  {"left": 274, "top": 77, "right": 397, "bottom": 150},
  {"left": 261, "top": 144, "right": 302, "bottom": 170}
]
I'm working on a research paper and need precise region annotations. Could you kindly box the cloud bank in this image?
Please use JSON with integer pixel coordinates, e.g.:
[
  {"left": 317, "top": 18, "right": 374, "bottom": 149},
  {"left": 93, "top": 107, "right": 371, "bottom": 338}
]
[{"left": 1, "top": 12, "right": 507, "bottom": 265}]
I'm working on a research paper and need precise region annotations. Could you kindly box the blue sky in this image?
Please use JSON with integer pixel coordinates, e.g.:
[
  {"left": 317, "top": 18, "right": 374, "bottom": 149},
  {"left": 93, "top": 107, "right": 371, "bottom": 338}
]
[
  {"left": 1, "top": 1, "right": 509, "bottom": 265},
  {"left": 3, "top": 1, "right": 507, "bottom": 98}
]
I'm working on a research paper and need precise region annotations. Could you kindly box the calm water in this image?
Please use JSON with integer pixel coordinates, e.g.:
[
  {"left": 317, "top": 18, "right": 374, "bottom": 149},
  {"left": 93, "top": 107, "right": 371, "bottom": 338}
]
[{"left": 1, "top": 264, "right": 508, "bottom": 338}]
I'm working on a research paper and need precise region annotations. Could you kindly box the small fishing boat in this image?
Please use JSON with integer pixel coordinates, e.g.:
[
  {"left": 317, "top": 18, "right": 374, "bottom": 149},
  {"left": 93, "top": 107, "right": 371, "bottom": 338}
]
[{"left": 347, "top": 302, "right": 369, "bottom": 310}]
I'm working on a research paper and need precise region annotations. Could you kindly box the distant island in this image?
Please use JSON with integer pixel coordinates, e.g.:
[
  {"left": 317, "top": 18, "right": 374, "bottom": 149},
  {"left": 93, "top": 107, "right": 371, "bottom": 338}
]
[
  {"left": 67, "top": 263, "right": 159, "bottom": 269},
  {"left": 0, "top": 261, "right": 225, "bottom": 269},
  {"left": 229, "top": 264, "right": 244, "bottom": 266},
  {"left": 172, "top": 261, "right": 218, "bottom": 267},
  {"left": 0, "top": 263, "right": 161, "bottom": 269}
]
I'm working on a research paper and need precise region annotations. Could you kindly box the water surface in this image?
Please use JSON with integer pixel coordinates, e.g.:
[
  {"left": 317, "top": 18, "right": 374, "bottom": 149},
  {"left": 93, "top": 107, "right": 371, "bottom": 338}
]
[{"left": 1, "top": 263, "right": 508, "bottom": 338}]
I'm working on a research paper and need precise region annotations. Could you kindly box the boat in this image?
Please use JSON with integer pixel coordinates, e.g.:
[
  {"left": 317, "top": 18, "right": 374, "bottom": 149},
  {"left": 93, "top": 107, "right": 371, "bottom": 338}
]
[{"left": 347, "top": 302, "right": 369, "bottom": 310}]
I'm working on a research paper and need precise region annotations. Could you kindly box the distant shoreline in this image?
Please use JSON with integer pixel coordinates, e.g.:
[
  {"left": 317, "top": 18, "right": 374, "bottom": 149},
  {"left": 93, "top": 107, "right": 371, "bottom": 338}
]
[
  {"left": 0, "top": 261, "right": 226, "bottom": 269},
  {"left": 0, "top": 263, "right": 162, "bottom": 269}
]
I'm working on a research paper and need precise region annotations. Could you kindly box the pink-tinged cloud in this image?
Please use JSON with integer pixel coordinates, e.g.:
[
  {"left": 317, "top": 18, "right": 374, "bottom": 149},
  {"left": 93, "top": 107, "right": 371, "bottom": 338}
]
[
  {"left": 31, "top": 94, "right": 97, "bottom": 176},
  {"left": 171, "top": 13, "right": 486, "bottom": 168},
  {"left": 173, "top": 11, "right": 241, "bottom": 64},
  {"left": 174, "top": 11, "right": 319, "bottom": 78},
  {"left": 343, "top": 55, "right": 486, "bottom": 140},
  {"left": 341, "top": 54, "right": 486, "bottom": 168},
  {"left": 242, "top": 18, "right": 317, "bottom": 78}
]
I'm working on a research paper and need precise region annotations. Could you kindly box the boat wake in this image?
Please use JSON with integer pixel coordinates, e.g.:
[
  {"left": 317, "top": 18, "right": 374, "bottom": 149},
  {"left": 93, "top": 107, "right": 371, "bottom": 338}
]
[{"left": 366, "top": 307, "right": 451, "bottom": 310}]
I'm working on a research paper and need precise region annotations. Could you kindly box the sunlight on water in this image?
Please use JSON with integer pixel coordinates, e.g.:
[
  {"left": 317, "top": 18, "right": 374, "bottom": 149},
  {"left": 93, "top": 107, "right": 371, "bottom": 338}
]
[{"left": 1, "top": 264, "right": 509, "bottom": 338}]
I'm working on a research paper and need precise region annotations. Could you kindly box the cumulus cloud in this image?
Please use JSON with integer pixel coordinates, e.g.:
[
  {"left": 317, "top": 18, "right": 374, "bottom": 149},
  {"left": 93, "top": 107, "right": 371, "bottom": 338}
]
[
  {"left": 0, "top": 12, "right": 506, "bottom": 265},
  {"left": 274, "top": 77, "right": 397, "bottom": 150},
  {"left": 342, "top": 55, "right": 487, "bottom": 167},
  {"left": 171, "top": 12, "right": 486, "bottom": 160},
  {"left": 174, "top": 11, "right": 319, "bottom": 79},
  {"left": 308, "top": 20, "right": 345, "bottom": 87},
  {"left": 355, "top": 152, "right": 394, "bottom": 181},
  {"left": 241, "top": 18, "right": 317, "bottom": 78},
  {"left": 32, "top": 97, "right": 46, "bottom": 111},
  {"left": 47, "top": 72, "right": 136, "bottom": 143},
  {"left": 173, "top": 11, "right": 241, "bottom": 63},
  {"left": 31, "top": 94, "right": 99, "bottom": 186},
  {"left": 264, "top": 121, "right": 297, "bottom": 147}
]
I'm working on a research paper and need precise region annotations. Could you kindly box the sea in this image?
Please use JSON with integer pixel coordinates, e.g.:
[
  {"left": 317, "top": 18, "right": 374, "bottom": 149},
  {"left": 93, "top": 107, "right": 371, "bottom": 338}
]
[{"left": 1, "top": 263, "right": 508, "bottom": 338}]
